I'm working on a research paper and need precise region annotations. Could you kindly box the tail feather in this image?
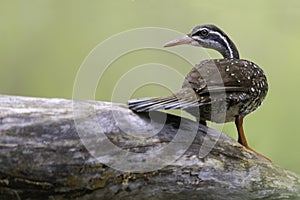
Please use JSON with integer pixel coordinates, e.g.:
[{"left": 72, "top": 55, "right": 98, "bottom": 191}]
[{"left": 128, "top": 95, "right": 210, "bottom": 112}]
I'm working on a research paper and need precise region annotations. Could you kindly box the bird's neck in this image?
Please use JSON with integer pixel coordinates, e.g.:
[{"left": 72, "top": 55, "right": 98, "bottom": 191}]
[
  {"left": 220, "top": 44, "right": 240, "bottom": 59},
  {"left": 212, "top": 33, "right": 240, "bottom": 59}
]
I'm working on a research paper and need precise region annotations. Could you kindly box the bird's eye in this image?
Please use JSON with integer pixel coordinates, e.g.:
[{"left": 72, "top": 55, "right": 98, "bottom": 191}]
[{"left": 199, "top": 29, "right": 209, "bottom": 36}]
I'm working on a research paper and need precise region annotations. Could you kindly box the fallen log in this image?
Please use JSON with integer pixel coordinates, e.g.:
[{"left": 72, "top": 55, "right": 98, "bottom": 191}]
[{"left": 0, "top": 95, "right": 299, "bottom": 200}]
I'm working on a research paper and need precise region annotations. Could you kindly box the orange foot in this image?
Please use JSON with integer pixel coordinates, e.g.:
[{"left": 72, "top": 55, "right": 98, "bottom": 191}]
[{"left": 246, "top": 146, "right": 271, "bottom": 162}]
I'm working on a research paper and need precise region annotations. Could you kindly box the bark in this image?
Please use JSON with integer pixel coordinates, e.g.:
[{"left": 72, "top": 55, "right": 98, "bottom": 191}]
[{"left": 0, "top": 95, "right": 299, "bottom": 200}]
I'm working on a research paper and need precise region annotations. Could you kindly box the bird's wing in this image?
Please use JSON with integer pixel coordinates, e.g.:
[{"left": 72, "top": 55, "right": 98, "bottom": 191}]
[{"left": 183, "top": 59, "right": 254, "bottom": 94}]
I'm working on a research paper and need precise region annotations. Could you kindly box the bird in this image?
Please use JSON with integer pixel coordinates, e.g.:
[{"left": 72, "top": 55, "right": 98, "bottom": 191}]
[{"left": 127, "top": 24, "right": 269, "bottom": 161}]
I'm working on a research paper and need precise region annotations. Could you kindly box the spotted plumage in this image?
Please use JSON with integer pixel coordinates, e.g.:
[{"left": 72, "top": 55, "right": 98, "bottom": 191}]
[{"left": 129, "top": 58, "right": 267, "bottom": 123}]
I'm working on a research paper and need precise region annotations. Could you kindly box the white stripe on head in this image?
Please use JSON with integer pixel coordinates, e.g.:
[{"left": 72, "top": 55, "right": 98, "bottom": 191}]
[{"left": 209, "top": 30, "right": 234, "bottom": 58}]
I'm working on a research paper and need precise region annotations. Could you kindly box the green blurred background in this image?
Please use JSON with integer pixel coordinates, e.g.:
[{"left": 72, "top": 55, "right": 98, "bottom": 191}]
[{"left": 1, "top": 0, "right": 300, "bottom": 174}]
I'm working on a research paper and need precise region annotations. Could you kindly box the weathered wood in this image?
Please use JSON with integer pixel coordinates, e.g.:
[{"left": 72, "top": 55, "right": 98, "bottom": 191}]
[{"left": 0, "top": 95, "right": 299, "bottom": 200}]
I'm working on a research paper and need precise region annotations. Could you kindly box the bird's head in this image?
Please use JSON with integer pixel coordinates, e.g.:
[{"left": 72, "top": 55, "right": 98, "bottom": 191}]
[{"left": 164, "top": 24, "right": 239, "bottom": 59}]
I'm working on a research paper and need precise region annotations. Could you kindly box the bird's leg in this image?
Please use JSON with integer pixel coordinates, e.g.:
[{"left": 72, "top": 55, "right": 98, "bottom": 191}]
[
  {"left": 199, "top": 119, "right": 207, "bottom": 126},
  {"left": 235, "top": 115, "right": 271, "bottom": 162},
  {"left": 195, "top": 114, "right": 206, "bottom": 126},
  {"left": 235, "top": 115, "right": 248, "bottom": 147}
]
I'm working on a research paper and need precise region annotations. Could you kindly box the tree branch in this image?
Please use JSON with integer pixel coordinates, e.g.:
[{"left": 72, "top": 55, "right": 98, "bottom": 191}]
[{"left": 0, "top": 95, "right": 299, "bottom": 200}]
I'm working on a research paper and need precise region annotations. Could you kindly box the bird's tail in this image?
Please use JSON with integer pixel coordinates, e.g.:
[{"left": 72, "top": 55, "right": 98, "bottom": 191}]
[{"left": 128, "top": 89, "right": 209, "bottom": 112}]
